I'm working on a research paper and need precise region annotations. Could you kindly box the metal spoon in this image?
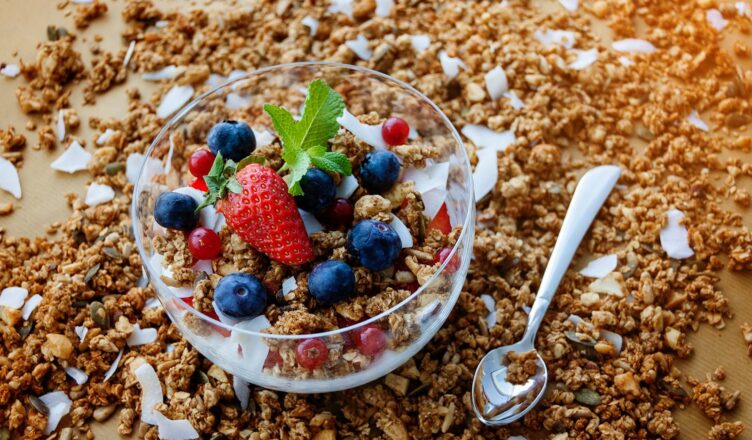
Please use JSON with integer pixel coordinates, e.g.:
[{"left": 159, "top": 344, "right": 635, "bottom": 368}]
[{"left": 471, "top": 165, "right": 621, "bottom": 426}]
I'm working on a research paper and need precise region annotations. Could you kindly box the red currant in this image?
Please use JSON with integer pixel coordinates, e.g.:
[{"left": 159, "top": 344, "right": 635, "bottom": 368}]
[
  {"left": 189, "top": 177, "right": 208, "bottom": 192},
  {"left": 296, "top": 338, "right": 329, "bottom": 370},
  {"left": 263, "top": 351, "right": 283, "bottom": 369},
  {"left": 187, "top": 227, "right": 222, "bottom": 260},
  {"left": 381, "top": 117, "right": 410, "bottom": 146},
  {"left": 434, "top": 247, "right": 459, "bottom": 273},
  {"left": 405, "top": 281, "right": 420, "bottom": 292},
  {"left": 320, "top": 198, "right": 354, "bottom": 226},
  {"left": 188, "top": 150, "right": 215, "bottom": 178},
  {"left": 354, "top": 325, "right": 387, "bottom": 357}
]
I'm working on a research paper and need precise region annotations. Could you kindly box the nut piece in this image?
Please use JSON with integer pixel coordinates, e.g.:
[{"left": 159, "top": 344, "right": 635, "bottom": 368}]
[
  {"left": 312, "top": 430, "right": 336, "bottom": 440},
  {"left": 384, "top": 373, "right": 410, "bottom": 396},
  {"left": 614, "top": 372, "right": 641, "bottom": 398},
  {"left": 93, "top": 404, "right": 117, "bottom": 422},
  {"left": 42, "top": 334, "right": 73, "bottom": 360}
]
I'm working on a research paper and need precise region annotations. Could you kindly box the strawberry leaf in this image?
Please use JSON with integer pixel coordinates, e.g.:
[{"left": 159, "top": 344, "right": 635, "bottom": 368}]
[
  {"left": 236, "top": 154, "right": 266, "bottom": 172},
  {"left": 197, "top": 152, "right": 245, "bottom": 210}
]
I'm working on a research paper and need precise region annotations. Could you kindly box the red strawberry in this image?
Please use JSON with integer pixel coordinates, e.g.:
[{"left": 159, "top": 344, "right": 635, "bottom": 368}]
[
  {"left": 427, "top": 203, "right": 451, "bottom": 235},
  {"left": 217, "top": 164, "right": 314, "bottom": 265}
]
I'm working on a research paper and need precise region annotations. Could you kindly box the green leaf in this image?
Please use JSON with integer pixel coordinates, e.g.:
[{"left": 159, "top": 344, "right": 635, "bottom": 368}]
[
  {"left": 227, "top": 177, "right": 242, "bottom": 194},
  {"left": 263, "top": 104, "right": 297, "bottom": 151},
  {"left": 236, "top": 154, "right": 266, "bottom": 171},
  {"left": 208, "top": 152, "right": 225, "bottom": 178},
  {"left": 309, "top": 150, "right": 352, "bottom": 176},
  {"left": 294, "top": 79, "right": 345, "bottom": 150},
  {"left": 281, "top": 143, "right": 310, "bottom": 197}
]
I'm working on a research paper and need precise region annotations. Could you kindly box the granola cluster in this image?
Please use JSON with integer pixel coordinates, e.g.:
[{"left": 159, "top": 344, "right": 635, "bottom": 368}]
[{"left": 1, "top": 0, "right": 751, "bottom": 439}]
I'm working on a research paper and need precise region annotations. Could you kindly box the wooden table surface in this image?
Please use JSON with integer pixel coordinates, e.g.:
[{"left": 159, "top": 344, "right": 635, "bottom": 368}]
[{"left": 0, "top": 0, "right": 749, "bottom": 437}]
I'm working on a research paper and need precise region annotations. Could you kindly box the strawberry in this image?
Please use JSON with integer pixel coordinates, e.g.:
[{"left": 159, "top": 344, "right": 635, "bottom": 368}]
[{"left": 427, "top": 202, "right": 451, "bottom": 235}]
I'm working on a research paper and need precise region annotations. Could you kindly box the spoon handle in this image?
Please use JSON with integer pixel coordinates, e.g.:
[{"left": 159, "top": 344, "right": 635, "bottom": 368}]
[{"left": 521, "top": 165, "right": 621, "bottom": 346}]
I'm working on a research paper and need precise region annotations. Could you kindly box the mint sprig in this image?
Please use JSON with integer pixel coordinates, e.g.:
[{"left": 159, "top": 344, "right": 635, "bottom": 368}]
[
  {"left": 197, "top": 152, "right": 265, "bottom": 210},
  {"left": 263, "top": 79, "right": 352, "bottom": 196}
]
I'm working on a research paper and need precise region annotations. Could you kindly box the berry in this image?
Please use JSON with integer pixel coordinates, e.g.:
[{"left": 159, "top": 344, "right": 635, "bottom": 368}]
[
  {"left": 294, "top": 168, "right": 336, "bottom": 213},
  {"left": 434, "top": 247, "right": 459, "bottom": 273},
  {"left": 214, "top": 273, "right": 267, "bottom": 319},
  {"left": 427, "top": 202, "right": 451, "bottom": 235},
  {"left": 308, "top": 260, "right": 355, "bottom": 304},
  {"left": 295, "top": 338, "right": 328, "bottom": 370},
  {"left": 347, "top": 220, "right": 401, "bottom": 271},
  {"left": 217, "top": 164, "right": 314, "bottom": 265},
  {"left": 354, "top": 325, "right": 386, "bottom": 356},
  {"left": 381, "top": 117, "right": 410, "bottom": 146},
  {"left": 405, "top": 281, "right": 420, "bottom": 292},
  {"left": 207, "top": 120, "right": 256, "bottom": 162},
  {"left": 187, "top": 227, "right": 222, "bottom": 260},
  {"left": 179, "top": 298, "right": 230, "bottom": 337},
  {"left": 264, "top": 351, "right": 283, "bottom": 369},
  {"left": 189, "top": 177, "right": 208, "bottom": 192},
  {"left": 154, "top": 192, "right": 200, "bottom": 231},
  {"left": 188, "top": 150, "right": 215, "bottom": 178},
  {"left": 320, "top": 198, "right": 354, "bottom": 226},
  {"left": 359, "top": 151, "right": 401, "bottom": 193}
]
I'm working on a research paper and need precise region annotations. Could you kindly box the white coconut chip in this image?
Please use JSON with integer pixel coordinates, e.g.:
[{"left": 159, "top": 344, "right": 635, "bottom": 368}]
[
  {"left": 282, "top": 276, "right": 297, "bottom": 296},
  {"left": 473, "top": 147, "right": 498, "bottom": 201},
  {"left": 227, "top": 70, "right": 247, "bottom": 84},
  {"left": 253, "top": 128, "right": 275, "bottom": 148},
  {"left": 438, "top": 50, "right": 466, "bottom": 79},
  {"left": 579, "top": 254, "right": 618, "bottom": 278},
  {"left": 737, "top": 2, "right": 751, "bottom": 17},
  {"left": 144, "top": 297, "right": 161, "bottom": 309},
  {"left": 533, "top": 29, "right": 576, "bottom": 49},
  {"left": 225, "top": 93, "right": 252, "bottom": 110},
  {"left": 231, "top": 316, "right": 271, "bottom": 372},
  {"left": 337, "top": 109, "right": 387, "bottom": 150},
  {"left": 410, "top": 35, "right": 431, "bottom": 53},
  {"left": 154, "top": 413, "right": 199, "bottom": 440},
  {"left": 0, "top": 287, "right": 28, "bottom": 309},
  {"left": 72, "top": 0, "right": 93, "bottom": 4},
  {"left": 0, "top": 64, "right": 20, "bottom": 78},
  {"left": 157, "top": 85, "right": 194, "bottom": 119},
  {"left": 39, "top": 391, "right": 72, "bottom": 435},
  {"left": 569, "top": 48, "right": 598, "bottom": 70},
  {"left": 301, "top": 16, "right": 319, "bottom": 36},
  {"left": 421, "top": 187, "right": 447, "bottom": 219},
  {"left": 389, "top": 213, "right": 413, "bottom": 248},
  {"left": 331, "top": 176, "right": 357, "bottom": 201},
  {"left": 687, "top": 110, "right": 709, "bottom": 132},
  {"left": 126, "top": 152, "right": 165, "bottom": 184},
  {"left": 51, "top": 140, "right": 91, "bottom": 174},
  {"left": 503, "top": 91, "right": 525, "bottom": 109},
  {"left": 612, "top": 39, "right": 656, "bottom": 54},
  {"left": 21, "top": 294, "right": 42, "bottom": 320},
  {"left": 103, "top": 349, "right": 123, "bottom": 382},
  {"left": 403, "top": 161, "right": 449, "bottom": 194},
  {"left": 143, "top": 65, "right": 185, "bottom": 81},
  {"left": 461, "top": 124, "right": 515, "bottom": 151},
  {"left": 345, "top": 35, "right": 372, "bottom": 61},
  {"left": 205, "top": 73, "right": 225, "bottom": 89},
  {"left": 57, "top": 109, "right": 65, "bottom": 142},
  {"left": 65, "top": 367, "right": 89, "bottom": 385},
  {"left": 707, "top": 9, "right": 727, "bottom": 30},
  {"left": 588, "top": 272, "right": 625, "bottom": 297},
  {"left": 192, "top": 259, "right": 213, "bottom": 275},
  {"left": 233, "top": 376, "right": 251, "bottom": 410},
  {"left": 123, "top": 40, "right": 136, "bottom": 68},
  {"left": 0, "top": 157, "right": 22, "bottom": 199},
  {"left": 509, "top": 436, "right": 527, "bottom": 440},
  {"left": 84, "top": 183, "right": 115, "bottom": 207},
  {"left": 74, "top": 326, "right": 88, "bottom": 342},
  {"left": 327, "top": 0, "right": 353, "bottom": 18},
  {"left": 135, "top": 363, "right": 163, "bottom": 425},
  {"left": 375, "top": 0, "right": 394, "bottom": 16},
  {"left": 155, "top": 20, "right": 169, "bottom": 28},
  {"left": 96, "top": 128, "right": 114, "bottom": 145},
  {"left": 166, "top": 344, "right": 176, "bottom": 353},
  {"left": 558, "top": 0, "right": 578, "bottom": 11},
  {"left": 480, "top": 294, "right": 497, "bottom": 328},
  {"left": 660, "top": 208, "right": 694, "bottom": 259},
  {"left": 127, "top": 324, "right": 158, "bottom": 346},
  {"left": 484, "top": 65, "right": 508, "bottom": 101},
  {"left": 618, "top": 56, "right": 635, "bottom": 66},
  {"left": 299, "top": 209, "right": 324, "bottom": 235},
  {"left": 601, "top": 329, "right": 623, "bottom": 354}
]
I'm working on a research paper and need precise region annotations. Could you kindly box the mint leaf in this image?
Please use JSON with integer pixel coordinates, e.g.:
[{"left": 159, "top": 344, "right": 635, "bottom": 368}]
[
  {"left": 263, "top": 104, "right": 297, "bottom": 151},
  {"left": 308, "top": 147, "right": 352, "bottom": 175},
  {"left": 294, "top": 79, "right": 345, "bottom": 150},
  {"left": 281, "top": 144, "right": 310, "bottom": 197}
]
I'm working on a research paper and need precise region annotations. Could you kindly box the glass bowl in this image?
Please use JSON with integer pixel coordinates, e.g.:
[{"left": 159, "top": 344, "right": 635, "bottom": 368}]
[{"left": 132, "top": 62, "right": 475, "bottom": 393}]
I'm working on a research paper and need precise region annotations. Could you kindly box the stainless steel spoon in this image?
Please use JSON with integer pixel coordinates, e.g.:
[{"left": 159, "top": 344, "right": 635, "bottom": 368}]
[{"left": 471, "top": 165, "right": 621, "bottom": 426}]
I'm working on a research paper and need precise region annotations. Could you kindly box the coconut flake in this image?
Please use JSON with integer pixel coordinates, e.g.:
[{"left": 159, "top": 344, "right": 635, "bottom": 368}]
[
  {"left": 0, "top": 157, "right": 22, "bottom": 199},
  {"left": 21, "top": 294, "right": 42, "bottom": 320},
  {"left": 0, "top": 64, "right": 20, "bottom": 78},
  {"left": 84, "top": 183, "right": 115, "bottom": 207},
  {"left": 301, "top": 16, "right": 319, "bottom": 36},
  {"left": 503, "top": 91, "right": 525, "bottom": 109},
  {"left": 65, "top": 367, "right": 89, "bottom": 385},
  {"left": 51, "top": 140, "right": 91, "bottom": 174},
  {"left": 231, "top": 316, "right": 271, "bottom": 372},
  {"left": 126, "top": 152, "right": 165, "bottom": 184},
  {"left": 143, "top": 65, "right": 185, "bottom": 81},
  {"left": 687, "top": 110, "right": 709, "bottom": 132},
  {"left": 618, "top": 56, "right": 635, "bottom": 66},
  {"left": 410, "top": 35, "right": 431, "bottom": 53},
  {"left": 173, "top": 186, "right": 220, "bottom": 231},
  {"left": 123, "top": 40, "right": 136, "bottom": 68},
  {"left": 533, "top": 29, "right": 576, "bottom": 49},
  {"left": 57, "top": 109, "right": 65, "bottom": 142},
  {"left": 345, "top": 35, "right": 372, "bottom": 61},
  {"left": 480, "top": 294, "right": 497, "bottom": 328},
  {"left": 253, "top": 128, "right": 275, "bottom": 148},
  {"left": 154, "top": 413, "right": 199, "bottom": 440},
  {"left": 579, "top": 254, "right": 618, "bottom": 278},
  {"left": 375, "top": 0, "right": 394, "bottom": 16},
  {"left": 205, "top": 73, "right": 225, "bottom": 88},
  {"left": 299, "top": 209, "right": 324, "bottom": 235},
  {"left": 157, "top": 85, "right": 194, "bottom": 119},
  {"left": 0, "top": 287, "right": 28, "bottom": 309},
  {"left": 337, "top": 109, "right": 387, "bottom": 150},
  {"left": 327, "top": 0, "right": 353, "bottom": 18},
  {"left": 588, "top": 272, "right": 626, "bottom": 297},
  {"left": 226, "top": 93, "right": 252, "bottom": 110},
  {"left": 103, "top": 349, "right": 123, "bottom": 382},
  {"left": 72, "top": 0, "right": 93, "bottom": 4},
  {"left": 660, "top": 208, "right": 694, "bottom": 259},
  {"left": 127, "top": 324, "right": 158, "bottom": 346},
  {"left": 389, "top": 213, "right": 413, "bottom": 248},
  {"left": 473, "top": 147, "right": 498, "bottom": 201},
  {"left": 233, "top": 376, "right": 251, "bottom": 410},
  {"left": 403, "top": 161, "right": 449, "bottom": 194},
  {"left": 144, "top": 297, "right": 161, "bottom": 309},
  {"left": 421, "top": 187, "right": 447, "bottom": 219},
  {"left": 155, "top": 20, "right": 168, "bottom": 28},
  {"left": 558, "top": 0, "right": 578, "bottom": 11},
  {"left": 569, "top": 48, "right": 598, "bottom": 70},
  {"left": 438, "top": 50, "right": 466, "bottom": 79},
  {"left": 613, "top": 39, "right": 656, "bottom": 54},
  {"left": 39, "top": 391, "right": 72, "bottom": 435},
  {"left": 336, "top": 174, "right": 359, "bottom": 199},
  {"left": 461, "top": 124, "right": 515, "bottom": 151},
  {"left": 737, "top": 2, "right": 751, "bottom": 17},
  {"left": 707, "top": 9, "right": 727, "bottom": 30},
  {"left": 509, "top": 437, "right": 527, "bottom": 440},
  {"left": 600, "top": 329, "right": 623, "bottom": 354},
  {"left": 135, "top": 363, "right": 163, "bottom": 425},
  {"left": 282, "top": 276, "right": 297, "bottom": 296},
  {"left": 74, "top": 326, "right": 88, "bottom": 342},
  {"left": 485, "top": 65, "right": 508, "bottom": 101},
  {"left": 96, "top": 128, "right": 114, "bottom": 145}
]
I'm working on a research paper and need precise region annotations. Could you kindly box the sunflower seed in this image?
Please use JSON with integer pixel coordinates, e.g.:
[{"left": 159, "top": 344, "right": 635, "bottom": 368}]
[
  {"left": 574, "top": 388, "right": 602, "bottom": 406},
  {"left": 29, "top": 396, "right": 49, "bottom": 415},
  {"left": 105, "top": 162, "right": 125, "bottom": 175},
  {"left": 90, "top": 301, "right": 109, "bottom": 327},
  {"left": 565, "top": 331, "right": 596, "bottom": 347},
  {"left": 85, "top": 263, "right": 101, "bottom": 283},
  {"left": 103, "top": 246, "right": 121, "bottom": 259}
]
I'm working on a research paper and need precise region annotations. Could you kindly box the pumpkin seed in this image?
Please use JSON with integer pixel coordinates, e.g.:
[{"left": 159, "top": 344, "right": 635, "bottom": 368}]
[
  {"left": 0, "top": 427, "right": 9, "bottom": 440},
  {"left": 659, "top": 379, "right": 689, "bottom": 399},
  {"left": 105, "top": 162, "right": 125, "bottom": 175},
  {"left": 574, "top": 388, "right": 602, "bottom": 406},
  {"left": 90, "top": 301, "right": 109, "bottom": 327},
  {"left": 46, "top": 25, "right": 68, "bottom": 41},
  {"left": 209, "top": 434, "right": 227, "bottom": 440},
  {"left": 29, "top": 396, "right": 49, "bottom": 415},
  {"left": 103, "top": 246, "right": 121, "bottom": 259},
  {"left": 85, "top": 263, "right": 101, "bottom": 283},
  {"left": 565, "top": 331, "right": 595, "bottom": 347},
  {"left": 19, "top": 322, "right": 34, "bottom": 340},
  {"left": 73, "top": 300, "right": 89, "bottom": 308},
  {"left": 194, "top": 271, "right": 209, "bottom": 287},
  {"left": 197, "top": 371, "right": 210, "bottom": 384}
]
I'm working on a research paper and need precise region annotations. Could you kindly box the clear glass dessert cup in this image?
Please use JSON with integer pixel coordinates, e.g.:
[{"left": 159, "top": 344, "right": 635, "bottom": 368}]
[{"left": 132, "top": 62, "right": 475, "bottom": 393}]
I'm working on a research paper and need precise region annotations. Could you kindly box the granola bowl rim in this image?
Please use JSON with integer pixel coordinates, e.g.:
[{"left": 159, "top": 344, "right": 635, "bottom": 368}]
[{"left": 132, "top": 61, "right": 475, "bottom": 340}]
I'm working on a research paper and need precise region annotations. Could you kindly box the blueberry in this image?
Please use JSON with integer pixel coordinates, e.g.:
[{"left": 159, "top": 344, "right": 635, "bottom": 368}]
[
  {"left": 308, "top": 260, "right": 355, "bottom": 304},
  {"left": 359, "top": 151, "right": 401, "bottom": 193},
  {"left": 346, "top": 220, "right": 402, "bottom": 271},
  {"left": 154, "top": 192, "right": 200, "bottom": 231},
  {"left": 207, "top": 120, "right": 256, "bottom": 162},
  {"left": 294, "top": 168, "right": 336, "bottom": 213},
  {"left": 214, "top": 273, "right": 267, "bottom": 319}
]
